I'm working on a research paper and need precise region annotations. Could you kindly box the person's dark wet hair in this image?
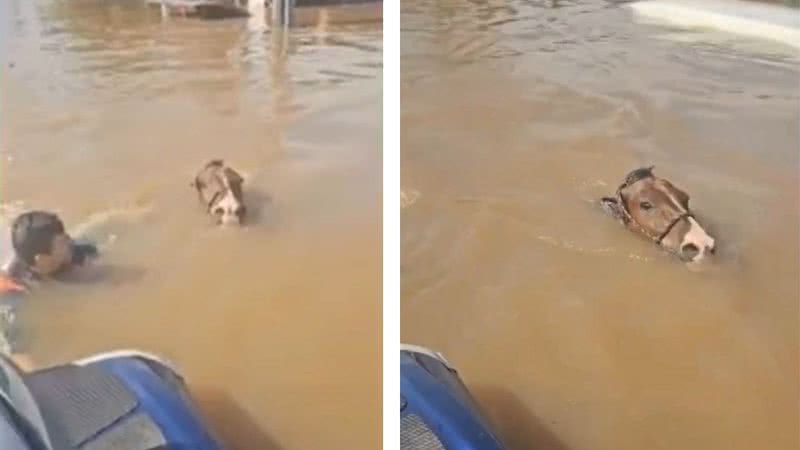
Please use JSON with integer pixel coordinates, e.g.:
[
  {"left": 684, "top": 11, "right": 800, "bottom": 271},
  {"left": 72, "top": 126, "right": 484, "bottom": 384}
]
[{"left": 11, "top": 211, "right": 65, "bottom": 266}]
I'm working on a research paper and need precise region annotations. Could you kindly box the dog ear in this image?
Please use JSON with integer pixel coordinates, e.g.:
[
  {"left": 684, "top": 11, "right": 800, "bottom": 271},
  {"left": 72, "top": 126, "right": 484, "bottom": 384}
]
[
  {"left": 601, "top": 197, "right": 625, "bottom": 221},
  {"left": 206, "top": 159, "right": 225, "bottom": 169}
]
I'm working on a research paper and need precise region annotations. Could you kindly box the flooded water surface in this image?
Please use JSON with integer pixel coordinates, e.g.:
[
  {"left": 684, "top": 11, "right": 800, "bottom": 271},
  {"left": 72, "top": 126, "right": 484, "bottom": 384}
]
[
  {"left": 0, "top": 1, "right": 381, "bottom": 448},
  {"left": 402, "top": 1, "right": 799, "bottom": 450}
]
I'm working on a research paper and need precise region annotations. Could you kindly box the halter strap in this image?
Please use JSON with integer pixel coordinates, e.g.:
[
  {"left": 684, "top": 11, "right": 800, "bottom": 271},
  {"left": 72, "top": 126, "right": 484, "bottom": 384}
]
[
  {"left": 657, "top": 212, "right": 693, "bottom": 245},
  {"left": 616, "top": 184, "right": 693, "bottom": 246},
  {"left": 207, "top": 189, "right": 225, "bottom": 212}
]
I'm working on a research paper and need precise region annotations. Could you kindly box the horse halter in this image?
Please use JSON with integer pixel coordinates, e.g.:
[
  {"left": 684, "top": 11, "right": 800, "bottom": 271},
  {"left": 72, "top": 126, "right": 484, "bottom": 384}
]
[
  {"left": 194, "top": 171, "right": 232, "bottom": 213},
  {"left": 615, "top": 177, "right": 694, "bottom": 246},
  {"left": 206, "top": 187, "right": 226, "bottom": 213}
]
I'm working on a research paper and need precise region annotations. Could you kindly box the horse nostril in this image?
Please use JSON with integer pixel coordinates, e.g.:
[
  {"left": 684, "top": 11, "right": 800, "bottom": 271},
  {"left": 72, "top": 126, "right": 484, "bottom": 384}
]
[
  {"left": 233, "top": 206, "right": 247, "bottom": 221},
  {"left": 708, "top": 245, "right": 716, "bottom": 255},
  {"left": 681, "top": 243, "right": 700, "bottom": 261}
]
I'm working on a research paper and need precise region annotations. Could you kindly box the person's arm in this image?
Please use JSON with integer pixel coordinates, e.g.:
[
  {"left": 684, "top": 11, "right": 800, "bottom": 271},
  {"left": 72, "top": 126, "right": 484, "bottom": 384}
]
[
  {"left": 10, "top": 353, "right": 33, "bottom": 372},
  {"left": 71, "top": 242, "right": 99, "bottom": 265},
  {"left": 0, "top": 273, "right": 24, "bottom": 293},
  {"left": 0, "top": 287, "right": 30, "bottom": 370}
]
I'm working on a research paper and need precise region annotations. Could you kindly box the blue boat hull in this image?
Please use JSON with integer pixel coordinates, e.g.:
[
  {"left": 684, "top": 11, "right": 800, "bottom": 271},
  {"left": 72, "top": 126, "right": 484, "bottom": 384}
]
[
  {"left": 401, "top": 345, "right": 507, "bottom": 450},
  {"left": 0, "top": 350, "right": 225, "bottom": 450}
]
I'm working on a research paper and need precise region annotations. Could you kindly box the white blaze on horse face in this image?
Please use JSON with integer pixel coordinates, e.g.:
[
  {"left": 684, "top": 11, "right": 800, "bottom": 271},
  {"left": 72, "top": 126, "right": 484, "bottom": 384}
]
[
  {"left": 658, "top": 180, "right": 714, "bottom": 261},
  {"left": 681, "top": 216, "right": 715, "bottom": 262},
  {"left": 214, "top": 190, "right": 243, "bottom": 225}
]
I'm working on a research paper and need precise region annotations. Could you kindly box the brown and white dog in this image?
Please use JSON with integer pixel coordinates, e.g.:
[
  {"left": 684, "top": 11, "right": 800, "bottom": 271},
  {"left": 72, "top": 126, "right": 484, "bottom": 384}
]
[{"left": 192, "top": 160, "right": 246, "bottom": 226}]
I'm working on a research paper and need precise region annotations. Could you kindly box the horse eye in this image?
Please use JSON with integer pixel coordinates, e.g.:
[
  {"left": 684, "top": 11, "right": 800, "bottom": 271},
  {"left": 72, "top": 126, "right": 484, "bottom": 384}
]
[
  {"left": 640, "top": 201, "right": 653, "bottom": 210},
  {"left": 213, "top": 207, "right": 224, "bottom": 216}
]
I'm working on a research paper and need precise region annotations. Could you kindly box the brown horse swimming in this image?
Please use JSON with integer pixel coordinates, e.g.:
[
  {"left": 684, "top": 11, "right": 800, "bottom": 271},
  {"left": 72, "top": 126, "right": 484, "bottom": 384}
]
[{"left": 601, "top": 167, "right": 716, "bottom": 263}]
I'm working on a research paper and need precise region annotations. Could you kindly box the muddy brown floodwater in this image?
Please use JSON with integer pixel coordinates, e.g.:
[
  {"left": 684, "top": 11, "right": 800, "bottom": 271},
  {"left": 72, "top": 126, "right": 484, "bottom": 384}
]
[
  {"left": 401, "top": 1, "right": 799, "bottom": 450},
  {"left": 0, "top": 0, "right": 381, "bottom": 448}
]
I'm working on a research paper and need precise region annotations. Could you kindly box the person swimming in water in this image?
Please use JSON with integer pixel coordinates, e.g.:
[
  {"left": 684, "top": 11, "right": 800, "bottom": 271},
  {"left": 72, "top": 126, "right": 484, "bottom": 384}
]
[{"left": 0, "top": 211, "right": 98, "bottom": 369}]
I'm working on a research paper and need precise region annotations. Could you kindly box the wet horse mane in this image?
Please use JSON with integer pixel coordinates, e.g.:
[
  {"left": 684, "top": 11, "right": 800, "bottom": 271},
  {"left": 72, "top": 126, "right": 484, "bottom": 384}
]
[
  {"left": 600, "top": 166, "right": 655, "bottom": 226},
  {"left": 601, "top": 166, "right": 657, "bottom": 223},
  {"left": 620, "top": 166, "right": 655, "bottom": 190}
]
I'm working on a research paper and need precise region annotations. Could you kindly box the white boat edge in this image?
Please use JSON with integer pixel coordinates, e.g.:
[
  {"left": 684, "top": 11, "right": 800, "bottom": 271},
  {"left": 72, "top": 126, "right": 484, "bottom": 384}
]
[
  {"left": 626, "top": 0, "right": 800, "bottom": 49},
  {"left": 400, "top": 343, "right": 453, "bottom": 369},
  {"left": 72, "top": 349, "right": 182, "bottom": 374}
]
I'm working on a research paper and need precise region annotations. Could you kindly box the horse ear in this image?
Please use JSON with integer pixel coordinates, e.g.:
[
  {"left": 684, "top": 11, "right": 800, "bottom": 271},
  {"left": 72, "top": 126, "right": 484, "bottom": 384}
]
[
  {"left": 601, "top": 197, "right": 625, "bottom": 221},
  {"left": 223, "top": 167, "right": 244, "bottom": 186},
  {"left": 658, "top": 178, "right": 690, "bottom": 209},
  {"left": 673, "top": 185, "right": 690, "bottom": 209}
]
